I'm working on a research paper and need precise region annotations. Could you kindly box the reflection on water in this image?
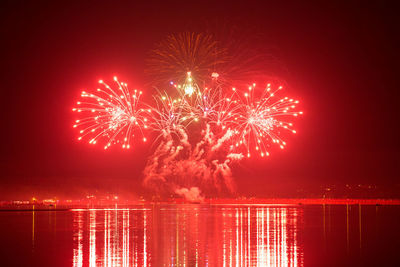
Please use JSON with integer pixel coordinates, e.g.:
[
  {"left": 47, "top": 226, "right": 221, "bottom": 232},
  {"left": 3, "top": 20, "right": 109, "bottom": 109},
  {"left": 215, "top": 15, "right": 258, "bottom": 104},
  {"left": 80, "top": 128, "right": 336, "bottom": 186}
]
[
  {"left": 71, "top": 206, "right": 302, "bottom": 266},
  {"left": 2, "top": 204, "right": 400, "bottom": 265},
  {"left": 72, "top": 209, "right": 149, "bottom": 266}
]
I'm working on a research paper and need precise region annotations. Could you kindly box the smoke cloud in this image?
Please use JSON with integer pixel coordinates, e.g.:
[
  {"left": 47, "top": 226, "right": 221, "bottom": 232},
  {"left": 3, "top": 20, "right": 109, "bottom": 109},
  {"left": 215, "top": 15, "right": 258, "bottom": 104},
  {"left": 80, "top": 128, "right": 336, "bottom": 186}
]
[
  {"left": 174, "top": 187, "right": 204, "bottom": 202},
  {"left": 143, "top": 124, "right": 243, "bottom": 200}
]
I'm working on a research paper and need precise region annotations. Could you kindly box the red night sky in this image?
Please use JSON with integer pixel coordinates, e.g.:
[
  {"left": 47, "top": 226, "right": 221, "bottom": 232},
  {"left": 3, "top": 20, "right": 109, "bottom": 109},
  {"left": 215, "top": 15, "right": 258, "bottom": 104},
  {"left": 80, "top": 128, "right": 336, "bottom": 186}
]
[{"left": 1, "top": 1, "right": 399, "bottom": 199}]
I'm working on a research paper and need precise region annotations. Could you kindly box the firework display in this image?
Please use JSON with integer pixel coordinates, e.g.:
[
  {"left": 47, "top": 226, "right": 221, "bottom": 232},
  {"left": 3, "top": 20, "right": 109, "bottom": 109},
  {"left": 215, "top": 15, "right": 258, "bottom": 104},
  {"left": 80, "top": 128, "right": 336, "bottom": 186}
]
[
  {"left": 74, "top": 72, "right": 301, "bottom": 155},
  {"left": 73, "top": 72, "right": 301, "bottom": 196},
  {"left": 72, "top": 33, "right": 302, "bottom": 198}
]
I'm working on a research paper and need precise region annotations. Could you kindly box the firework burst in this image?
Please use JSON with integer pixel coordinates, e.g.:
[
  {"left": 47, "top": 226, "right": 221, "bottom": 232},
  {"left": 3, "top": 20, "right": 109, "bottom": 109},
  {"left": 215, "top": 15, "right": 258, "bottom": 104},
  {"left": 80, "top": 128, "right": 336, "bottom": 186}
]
[
  {"left": 146, "top": 32, "right": 228, "bottom": 86},
  {"left": 234, "top": 83, "right": 302, "bottom": 158},
  {"left": 146, "top": 30, "right": 284, "bottom": 89},
  {"left": 148, "top": 93, "right": 188, "bottom": 141},
  {"left": 72, "top": 77, "right": 148, "bottom": 150}
]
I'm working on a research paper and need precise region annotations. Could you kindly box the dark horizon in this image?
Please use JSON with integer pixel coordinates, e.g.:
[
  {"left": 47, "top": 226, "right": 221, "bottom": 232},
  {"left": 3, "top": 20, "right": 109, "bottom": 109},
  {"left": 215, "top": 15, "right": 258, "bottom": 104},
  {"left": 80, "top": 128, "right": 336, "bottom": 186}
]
[{"left": 1, "top": 1, "right": 399, "bottom": 200}]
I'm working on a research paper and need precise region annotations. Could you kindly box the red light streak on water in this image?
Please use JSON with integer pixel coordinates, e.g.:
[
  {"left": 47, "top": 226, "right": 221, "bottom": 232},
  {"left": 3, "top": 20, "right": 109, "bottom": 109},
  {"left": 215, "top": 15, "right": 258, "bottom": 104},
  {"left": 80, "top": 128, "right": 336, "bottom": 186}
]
[
  {"left": 73, "top": 211, "right": 83, "bottom": 267},
  {"left": 89, "top": 210, "right": 96, "bottom": 267},
  {"left": 143, "top": 210, "right": 147, "bottom": 267},
  {"left": 122, "top": 210, "right": 129, "bottom": 267}
]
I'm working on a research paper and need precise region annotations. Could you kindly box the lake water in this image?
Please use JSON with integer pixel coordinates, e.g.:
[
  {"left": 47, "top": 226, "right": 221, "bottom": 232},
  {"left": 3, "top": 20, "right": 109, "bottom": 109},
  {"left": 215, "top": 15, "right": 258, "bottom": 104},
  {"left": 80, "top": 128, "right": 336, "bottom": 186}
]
[{"left": 1, "top": 204, "right": 399, "bottom": 266}]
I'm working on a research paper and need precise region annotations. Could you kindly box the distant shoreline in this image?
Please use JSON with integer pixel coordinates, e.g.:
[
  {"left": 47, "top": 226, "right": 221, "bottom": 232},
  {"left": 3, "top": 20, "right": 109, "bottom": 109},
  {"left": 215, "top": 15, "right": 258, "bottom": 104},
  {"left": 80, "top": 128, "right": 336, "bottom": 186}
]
[{"left": 1, "top": 198, "right": 400, "bottom": 211}]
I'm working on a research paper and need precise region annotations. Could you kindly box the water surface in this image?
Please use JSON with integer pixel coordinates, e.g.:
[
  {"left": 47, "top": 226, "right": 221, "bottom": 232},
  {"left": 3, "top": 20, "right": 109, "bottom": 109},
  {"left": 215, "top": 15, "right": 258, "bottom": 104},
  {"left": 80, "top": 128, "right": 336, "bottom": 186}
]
[{"left": 1, "top": 204, "right": 399, "bottom": 266}]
